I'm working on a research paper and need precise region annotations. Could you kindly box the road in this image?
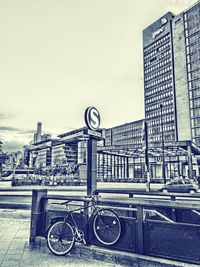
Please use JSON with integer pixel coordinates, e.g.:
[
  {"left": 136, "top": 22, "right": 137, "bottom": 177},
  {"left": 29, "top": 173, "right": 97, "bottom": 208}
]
[{"left": 0, "top": 181, "right": 200, "bottom": 205}]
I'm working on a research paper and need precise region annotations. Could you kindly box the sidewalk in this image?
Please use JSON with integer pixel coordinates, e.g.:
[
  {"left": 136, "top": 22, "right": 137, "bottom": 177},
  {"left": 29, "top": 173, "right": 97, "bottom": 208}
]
[
  {"left": 0, "top": 213, "right": 199, "bottom": 267},
  {"left": 0, "top": 217, "right": 120, "bottom": 267}
]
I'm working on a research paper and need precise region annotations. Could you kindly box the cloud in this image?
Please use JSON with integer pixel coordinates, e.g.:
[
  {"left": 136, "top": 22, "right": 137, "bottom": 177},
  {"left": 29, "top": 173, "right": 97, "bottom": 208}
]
[
  {"left": 0, "top": 113, "right": 13, "bottom": 120},
  {"left": 0, "top": 126, "right": 35, "bottom": 135},
  {"left": 2, "top": 141, "right": 25, "bottom": 152}
]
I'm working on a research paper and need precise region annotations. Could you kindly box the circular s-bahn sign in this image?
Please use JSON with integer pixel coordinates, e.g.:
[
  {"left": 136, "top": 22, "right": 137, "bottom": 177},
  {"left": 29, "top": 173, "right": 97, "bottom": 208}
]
[{"left": 84, "top": 106, "right": 101, "bottom": 131}]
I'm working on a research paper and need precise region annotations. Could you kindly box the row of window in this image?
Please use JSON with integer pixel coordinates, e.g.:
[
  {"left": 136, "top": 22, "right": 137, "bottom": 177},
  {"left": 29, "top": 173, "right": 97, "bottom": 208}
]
[
  {"left": 188, "top": 69, "right": 200, "bottom": 81},
  {"left": 144, "top": 57, "right": 171, "bottom": 68},
  {"left": 145, "top": 75, "right": 172, "bottom": 88},
  {"left": 144, "top": 42, "right": 170, "bottom": 60},
  {"left": 185, "top": 25, "right": 200, "bottom": 38},
  {"left": 110, "top": 126, "right": 143, "bottom": 135},
  {"left": 184, "top": 19, "right": 200, "bottom": 30},
  {"left": 189, "top": 86, "right": 200, "bottom": 99},
  {"left": 148, "top": 115, "right": 174, "bottom": 126},
  {"left": 192, "top": 127, "right": 200, "bottom": 136},
  {"left": 115, "top": 131, "right": 143, "bottom": 137},
  {"left": 113, "top": 139, "right": 142, "bottom": 145},
  {"left": 191, "top": 117, "right": 200, "bottom": 127},
  {"left": 144, "top": 66, "right": 172, "bottom": 81},
  {"left": 191, "top": 97, "right": 200, "bottom": 109},
  {"left": 146, "top": 100, "right": 173, "bottom": 112},
  {"left": 188, "top": 61, "right": 200, "bottom": 72},
  {"left": 184, "top": 4, "right": 200, "bottom": 19},
  {"left": 187, "top": 32, "right": 200, "bottom": 45},
  {"left": 144, "top": 58, "right": 171, "bottom": 73},
  {"left": 113, "top": 134, "right": 142, "bottom": 141},
  {"left": 143, "top": 34, "right": 170, "bottom": 54},
  {"left": 151, "top": 132, "right": 175, "bottom": 143},
  {"left": 186, "top": 42, "right": 200, "bottom": 54},
  {"left": 144, "top": 49, "right": 171, "bottom": 64},
  {"left": 146, "top": 107, "right": 174, "bottom": 119},
  {"left": 145, "top": 82, "right": 173, "bottom": 96},
  {"left": 149, "top": 124, "right": 175, "bottom": 135},
  {"left": 191, "top": 107, "right": 200, "bottom": 118},
  {"left": 188, "top": 50, "right": 200, "bottom": 62},
  {"left": 145, "top": 90, "right": 173, "bottom": 104}
]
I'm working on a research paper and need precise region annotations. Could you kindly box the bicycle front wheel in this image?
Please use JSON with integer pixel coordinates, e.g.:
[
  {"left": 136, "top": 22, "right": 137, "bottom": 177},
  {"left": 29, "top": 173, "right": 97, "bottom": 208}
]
[
  {"left": 47, "top": 221, "right": 75, "bottom": 256},
  {"left": 93, "top": 208, "right": 121, "bottom": 246}
]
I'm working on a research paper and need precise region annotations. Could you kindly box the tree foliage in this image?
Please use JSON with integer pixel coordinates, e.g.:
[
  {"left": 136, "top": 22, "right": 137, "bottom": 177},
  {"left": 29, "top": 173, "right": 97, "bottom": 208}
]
[{"left": 0, "top": 152, "right": 9, "bottom": 176}]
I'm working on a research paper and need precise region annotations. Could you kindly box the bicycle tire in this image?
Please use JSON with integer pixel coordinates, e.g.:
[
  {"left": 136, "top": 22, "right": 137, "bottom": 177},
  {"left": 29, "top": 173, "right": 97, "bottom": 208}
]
[
  {"left": 47, "top": 221, "right": 75, "bottom": 256},
  {"left": 93, "top": 208, "right": 121, "bottom": 246}
]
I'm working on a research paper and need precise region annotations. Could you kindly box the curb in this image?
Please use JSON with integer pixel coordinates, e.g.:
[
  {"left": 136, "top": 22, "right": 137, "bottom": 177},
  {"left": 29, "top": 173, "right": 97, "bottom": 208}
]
[{"left": 33, "top": 237, "right": 199, "bottom": 267}]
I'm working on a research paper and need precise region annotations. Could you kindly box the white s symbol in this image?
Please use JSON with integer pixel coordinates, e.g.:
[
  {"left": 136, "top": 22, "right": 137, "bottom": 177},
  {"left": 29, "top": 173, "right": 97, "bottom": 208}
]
[{"left": 90, "top": 109, "right": 99, "bottom": 129}]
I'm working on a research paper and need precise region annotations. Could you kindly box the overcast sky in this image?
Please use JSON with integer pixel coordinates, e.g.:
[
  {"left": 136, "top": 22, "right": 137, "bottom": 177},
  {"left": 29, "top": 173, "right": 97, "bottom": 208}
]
[{"left": 0, "top": 0, "right": 197, "bottom": 151}]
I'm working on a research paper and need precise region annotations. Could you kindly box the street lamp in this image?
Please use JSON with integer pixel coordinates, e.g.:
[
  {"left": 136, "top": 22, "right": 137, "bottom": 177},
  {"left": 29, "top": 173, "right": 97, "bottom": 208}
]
[{"left": 160, "top": 104, "right": 166, "bottom": 184}]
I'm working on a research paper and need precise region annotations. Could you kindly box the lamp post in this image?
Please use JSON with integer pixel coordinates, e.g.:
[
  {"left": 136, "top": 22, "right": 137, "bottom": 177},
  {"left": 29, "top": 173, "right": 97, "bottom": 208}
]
[
  {"left": 160, "top": 104, "right": 166, "bottom": 184},
  {"left": 12, "top": 154, "right": 16, "bottom": 180}
]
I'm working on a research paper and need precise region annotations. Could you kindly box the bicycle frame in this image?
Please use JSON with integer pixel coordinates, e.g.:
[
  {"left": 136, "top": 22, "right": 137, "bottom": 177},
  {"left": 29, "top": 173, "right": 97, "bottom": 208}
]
[{"left": 63, "top": 200, "right": 99, "bottom": 235}]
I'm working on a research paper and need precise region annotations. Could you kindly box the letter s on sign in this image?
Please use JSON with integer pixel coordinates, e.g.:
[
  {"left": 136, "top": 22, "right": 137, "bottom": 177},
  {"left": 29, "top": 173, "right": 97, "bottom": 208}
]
[{"left": 85, "top": 107, "right": 101, "bottom": 131}]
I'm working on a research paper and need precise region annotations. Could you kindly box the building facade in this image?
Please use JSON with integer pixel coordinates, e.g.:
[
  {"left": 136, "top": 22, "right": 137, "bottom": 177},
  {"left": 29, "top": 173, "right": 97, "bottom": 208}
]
[
  {"left": 143, "top": 0, "right": 200, "bottom": 146},
  {"left": 105, "top": 120, "right": 144, "bottom": 148},
  {"left": 173, "top": 1, "right": 200, "bottom": 144},
  {"left": 142, "top": 1, "right": 200, "bottom": 178},
  {"left": 143, "top": 12, "right": 177, "bottom": 145}
]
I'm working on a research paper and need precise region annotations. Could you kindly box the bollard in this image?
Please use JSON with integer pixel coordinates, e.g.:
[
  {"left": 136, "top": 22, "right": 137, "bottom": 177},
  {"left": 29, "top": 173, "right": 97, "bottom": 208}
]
[{"left": 29, "top": 189, "right": 47, "bottom": 244}]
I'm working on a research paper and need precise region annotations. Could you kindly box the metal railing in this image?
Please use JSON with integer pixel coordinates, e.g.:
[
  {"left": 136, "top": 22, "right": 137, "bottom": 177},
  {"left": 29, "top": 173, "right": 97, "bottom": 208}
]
[{"left": 29, "top": 189, "right": 200, "bottom": 264}]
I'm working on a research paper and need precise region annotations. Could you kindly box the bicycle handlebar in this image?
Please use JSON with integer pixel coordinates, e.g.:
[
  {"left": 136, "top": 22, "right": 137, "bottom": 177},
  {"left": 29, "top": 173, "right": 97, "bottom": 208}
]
[{"left": 60, "top": 200, "right": 72, "bottom": 205}]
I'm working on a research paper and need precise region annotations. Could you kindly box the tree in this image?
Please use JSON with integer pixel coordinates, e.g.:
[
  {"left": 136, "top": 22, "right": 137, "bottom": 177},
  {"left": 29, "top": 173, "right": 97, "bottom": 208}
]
[{"left": 0, "top": 152, "right": 9, "bottom": 177}]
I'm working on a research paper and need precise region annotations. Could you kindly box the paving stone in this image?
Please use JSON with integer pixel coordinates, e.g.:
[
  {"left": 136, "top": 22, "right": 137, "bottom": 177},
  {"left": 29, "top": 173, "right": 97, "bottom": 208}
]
[{"left": 1, "top": 259, "right": 20, "bottom": 267}]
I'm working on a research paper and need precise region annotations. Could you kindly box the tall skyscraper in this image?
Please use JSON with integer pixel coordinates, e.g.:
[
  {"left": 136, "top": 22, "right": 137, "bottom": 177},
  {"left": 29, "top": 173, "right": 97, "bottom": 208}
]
[
  {"left": 143, "top": 1, "right": 200, "bottom": 147},
  {"left": 143, "top": 12, "right": 176, "bottom": 146},
  {"left": 173, "top": 1, "right": 200, "bottom": 145}
]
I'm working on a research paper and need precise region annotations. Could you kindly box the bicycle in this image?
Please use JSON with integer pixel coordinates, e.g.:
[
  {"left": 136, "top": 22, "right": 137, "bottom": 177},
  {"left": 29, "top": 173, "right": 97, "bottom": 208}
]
[{"left": 46, "top": 195, "right": 122, "bottom": 256}]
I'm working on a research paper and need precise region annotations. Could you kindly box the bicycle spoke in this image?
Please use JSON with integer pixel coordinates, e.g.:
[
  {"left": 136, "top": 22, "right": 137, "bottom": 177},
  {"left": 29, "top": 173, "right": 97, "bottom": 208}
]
[
  {"left": 47, "top": 221, "right": 75, "bottom": 256},
  {"left": 93, "top": 209, "right": 121, "bottom": 246}
]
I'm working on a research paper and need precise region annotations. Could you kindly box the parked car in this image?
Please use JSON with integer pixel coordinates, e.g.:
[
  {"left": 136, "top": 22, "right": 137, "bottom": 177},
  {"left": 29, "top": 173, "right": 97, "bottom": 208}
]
[{"left": 161, "top": 178, "right": 198, "bottom": 193}]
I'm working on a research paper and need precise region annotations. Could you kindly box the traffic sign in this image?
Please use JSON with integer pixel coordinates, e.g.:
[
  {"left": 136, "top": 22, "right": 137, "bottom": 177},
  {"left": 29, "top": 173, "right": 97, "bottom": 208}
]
[{"left": 84, "top": 106, "right": 100, "bottom": 131}]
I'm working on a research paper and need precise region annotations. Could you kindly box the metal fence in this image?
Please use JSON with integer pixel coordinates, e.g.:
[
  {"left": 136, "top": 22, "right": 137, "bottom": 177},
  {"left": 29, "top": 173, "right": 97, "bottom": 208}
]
[{"left": 29, "top": 189, "right": 200, "bottom": 264}]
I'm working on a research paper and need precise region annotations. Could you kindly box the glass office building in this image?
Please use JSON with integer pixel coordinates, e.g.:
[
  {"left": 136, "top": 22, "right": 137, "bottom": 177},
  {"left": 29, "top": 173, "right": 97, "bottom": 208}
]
[
  {"left": 143, "top": 1, "right": 200, "bottom": 146},
  {"left": 143, "top": 12, "right": 177, "bottom": 146},
  {"left": 173, "top": 1, "right": 200, "bottom": 145}
]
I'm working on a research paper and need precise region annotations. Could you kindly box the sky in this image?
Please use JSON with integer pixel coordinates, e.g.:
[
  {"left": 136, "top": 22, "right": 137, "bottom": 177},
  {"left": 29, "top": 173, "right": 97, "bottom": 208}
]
[{"left": 0, "top": 0, "right": 197, "bottom": 152}]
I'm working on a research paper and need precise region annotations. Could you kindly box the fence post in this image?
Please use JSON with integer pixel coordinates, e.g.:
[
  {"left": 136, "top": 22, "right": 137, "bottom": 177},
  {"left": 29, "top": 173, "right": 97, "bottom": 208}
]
[
  {"left": 136, "top": 206, "right": 144, "bottom": 254},
  {"left": 29, "top": 189, "right": 47, "bottom": 244},
  {"left": 83, "top": 198, "right": 93, "bottom": 244},
  {"left": 128, "top": 194, "right": 134, "bottom": 217}
]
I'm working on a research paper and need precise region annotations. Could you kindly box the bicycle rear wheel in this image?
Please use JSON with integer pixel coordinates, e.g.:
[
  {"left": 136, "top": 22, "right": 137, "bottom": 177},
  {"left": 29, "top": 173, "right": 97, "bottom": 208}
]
[
  {"left": 47, "top": 221, "right": 75, "bottom": 256},
  {"left": 93, "top": 208, "right": 121, "bottom": 246}
]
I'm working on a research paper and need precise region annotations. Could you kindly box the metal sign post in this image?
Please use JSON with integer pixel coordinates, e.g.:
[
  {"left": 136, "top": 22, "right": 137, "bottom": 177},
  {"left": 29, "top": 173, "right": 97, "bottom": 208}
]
[
  {"left": 84, "top": 107, "right": 101, "bottom": 196},
  {"left": 143, "top": 122, "right": 150, "bottom": 192},
  {"left": 87, "top": 138, "right": 97, "bottom": 195}
]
